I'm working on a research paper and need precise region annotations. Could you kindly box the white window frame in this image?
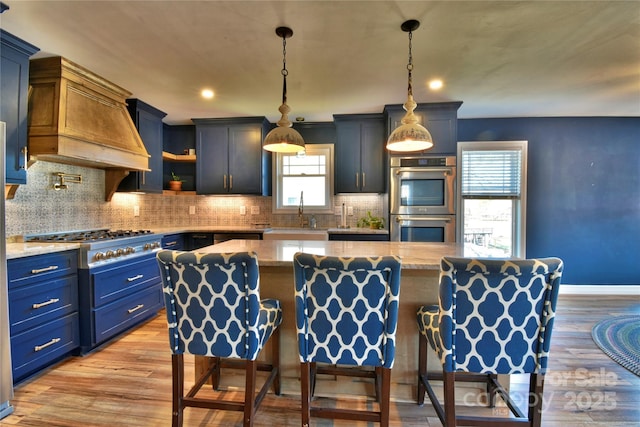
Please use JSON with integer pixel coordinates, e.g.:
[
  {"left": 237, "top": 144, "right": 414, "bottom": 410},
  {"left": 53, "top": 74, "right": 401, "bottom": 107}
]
[
  {"left": 272, "top": 144, "right": 335, "bottom": 214},
  {"left": 457, "top": 140, "right": 528, "bottom": 258}
]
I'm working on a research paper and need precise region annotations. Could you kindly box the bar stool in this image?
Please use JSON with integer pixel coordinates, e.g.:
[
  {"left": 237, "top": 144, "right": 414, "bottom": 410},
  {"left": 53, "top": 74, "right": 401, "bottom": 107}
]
[
  {"left": 417, "top": 256, "right": 564, "bottom": 427},
  {"left": 293, "top": 252, "right": 402, "bottom": 427},
  {"left": 157, "top": 250, "right": 282, "bottom": 427}
]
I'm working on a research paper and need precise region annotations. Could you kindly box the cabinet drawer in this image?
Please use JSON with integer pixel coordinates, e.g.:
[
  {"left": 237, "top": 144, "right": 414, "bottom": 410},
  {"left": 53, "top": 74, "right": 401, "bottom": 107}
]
[
  {"left": 8, "top": 251, "right": 78, "bottom": 289},
  {"left": 93, "top": 284, "right": 163, "bottom": 346},
  {"left": 9, "top": 275, "right": 78, "bottom": 335},
  {"left": 91, "top": 256, "right": 160, "bottom": 307},
  {"left": 11, "top": 312, "right": 79, "bottom": 382}
]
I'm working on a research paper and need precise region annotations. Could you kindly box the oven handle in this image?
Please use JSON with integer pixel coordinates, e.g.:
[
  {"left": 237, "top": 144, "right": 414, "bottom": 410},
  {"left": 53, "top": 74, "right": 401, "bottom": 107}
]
[
  {"left": 393, "top": 167, "right": 453, "bottom": 175},
  {"left": 395, "top": 216, "right": 453, "bottom": 223}
]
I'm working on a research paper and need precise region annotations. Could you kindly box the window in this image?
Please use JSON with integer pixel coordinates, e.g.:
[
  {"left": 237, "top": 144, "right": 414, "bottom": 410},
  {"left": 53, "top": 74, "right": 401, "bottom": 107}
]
[
  {"left": 457, "top": 141, "right": 527, "bottom": 257},
  {"left": 272, "top": 144, "right": 334, "bottom": 214}
]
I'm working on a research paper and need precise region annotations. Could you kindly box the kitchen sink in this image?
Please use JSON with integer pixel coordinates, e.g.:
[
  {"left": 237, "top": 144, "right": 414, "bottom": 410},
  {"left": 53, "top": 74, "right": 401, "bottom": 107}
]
[{"left": 263, "top": 229, "right": 328, "bottom": 241}]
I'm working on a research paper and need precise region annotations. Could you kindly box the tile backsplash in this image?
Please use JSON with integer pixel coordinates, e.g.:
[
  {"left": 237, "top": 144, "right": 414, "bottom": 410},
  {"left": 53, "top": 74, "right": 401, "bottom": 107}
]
[{"left": 5, "top": 161, "right": 388, "bottom": 238}]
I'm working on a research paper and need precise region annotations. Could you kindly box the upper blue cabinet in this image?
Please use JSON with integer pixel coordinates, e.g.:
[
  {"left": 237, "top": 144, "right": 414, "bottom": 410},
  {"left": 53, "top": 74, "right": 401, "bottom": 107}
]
[
  {"left": 193, "top": 117, "right": 271, "bottom": 195},
  {"left": 117, "top": 99, "right": 166, "bottom": 193},
  {"left": 1, "top": 30, "right": 39, "bottom": 189},
  {"left": 384, "top": 101, "right": 462, "bottom": 155},
  {"left": 334, "top": 114, "right": 386, "bottom": 194}
]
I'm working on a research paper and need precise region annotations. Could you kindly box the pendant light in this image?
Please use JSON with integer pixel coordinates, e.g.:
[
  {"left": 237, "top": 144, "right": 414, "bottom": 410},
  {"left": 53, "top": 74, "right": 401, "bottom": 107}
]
[
  {"left": 386, "top": 19, "right": 433, "bottom": 152},
  {"left": 263, "top": 26, "right": 305, "bottom": 153}
]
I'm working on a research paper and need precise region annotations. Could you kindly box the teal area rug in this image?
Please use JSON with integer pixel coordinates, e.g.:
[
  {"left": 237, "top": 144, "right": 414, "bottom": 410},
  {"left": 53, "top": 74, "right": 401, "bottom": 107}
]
[{"left": 591, "top": 315, "right": 640, "bottom": 376}]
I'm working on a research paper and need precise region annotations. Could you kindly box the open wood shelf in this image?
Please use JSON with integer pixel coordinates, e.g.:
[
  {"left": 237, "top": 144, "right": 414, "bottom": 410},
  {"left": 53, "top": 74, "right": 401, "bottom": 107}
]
[
  {"left": 162, "top": 190, "right": 197, "bottom": 196},
  {"left": 162, "top": 151, "right": 196, "bottom": 162}
]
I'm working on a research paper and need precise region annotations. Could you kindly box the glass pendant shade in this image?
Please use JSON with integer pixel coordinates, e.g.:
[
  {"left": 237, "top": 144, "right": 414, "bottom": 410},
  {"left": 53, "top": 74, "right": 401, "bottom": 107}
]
[{"left": 386, "top": 93, "right": 433, "bottom": 152}]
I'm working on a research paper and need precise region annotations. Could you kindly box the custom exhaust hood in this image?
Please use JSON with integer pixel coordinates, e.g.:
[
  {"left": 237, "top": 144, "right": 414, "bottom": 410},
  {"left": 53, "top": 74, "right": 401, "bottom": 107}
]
[{"left": 27, "top": 56, "right": 149, "bottom": 200}]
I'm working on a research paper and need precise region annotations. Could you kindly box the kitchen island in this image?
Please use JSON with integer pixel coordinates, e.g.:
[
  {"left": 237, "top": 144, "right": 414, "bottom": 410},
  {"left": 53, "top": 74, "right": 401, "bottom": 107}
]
[{"left": 189, "top": 239, "right": 464, "bottom": 402}]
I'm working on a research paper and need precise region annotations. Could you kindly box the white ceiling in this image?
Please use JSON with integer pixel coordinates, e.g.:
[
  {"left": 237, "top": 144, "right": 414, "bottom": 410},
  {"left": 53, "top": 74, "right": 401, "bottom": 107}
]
[{"left": 2, "top": 1, "right": 639, "bottom": 125}]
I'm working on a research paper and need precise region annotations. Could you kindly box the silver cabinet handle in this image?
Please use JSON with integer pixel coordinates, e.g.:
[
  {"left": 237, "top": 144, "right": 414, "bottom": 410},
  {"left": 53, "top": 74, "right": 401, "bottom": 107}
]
[
  {"left": 20, "top": 146, "right": 28, "bottom": 170},
  {"left": 164, "top": 240, "right": 178, "bottom": 247},
  {"left": 362, "top": 172, "right": 366, "bottom": 188},
  {"left": 31, "top": 265, "right": 59, "bottom": 274},
  {"left": 355, "top": 173, "right": 359, "bottom": 188},
  {"left": 32, "top": 298, "right": 60, "bottom": 309},
  {"left": 127, "top": 304, "right": 144, "bottom": 314},
  {"left": 34, "top": 337, "right": 61, "bottom": 352},
  {"left": 127, "top": 274, "right": 144, "bottom": 282},
  {"left": 229, "top": 174, "right": 233, "bottom": 190},
  {"left": 223, "top": 174, "right": 227, "bottom": 189}
]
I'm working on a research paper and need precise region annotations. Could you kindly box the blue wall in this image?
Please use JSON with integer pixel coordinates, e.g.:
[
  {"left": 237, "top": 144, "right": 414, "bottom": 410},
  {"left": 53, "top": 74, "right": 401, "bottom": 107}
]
[{"left": 458, "top": 117, "right": 640, "bottom": 285}]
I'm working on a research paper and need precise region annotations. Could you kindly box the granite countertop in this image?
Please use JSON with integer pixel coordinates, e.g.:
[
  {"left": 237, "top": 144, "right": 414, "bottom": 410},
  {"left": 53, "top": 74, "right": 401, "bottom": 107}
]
[
  {"left": 5, "top": 226, "right": 389, "bottom": 260},
  {"left": 194, "top": 239, "right": 461, "bottom": 270},
  {"left": 152, "top": 226, "right": 388, "bottom": 235},
  {"left": 5, "top": 242, "right": 80, "bottom": 260}
]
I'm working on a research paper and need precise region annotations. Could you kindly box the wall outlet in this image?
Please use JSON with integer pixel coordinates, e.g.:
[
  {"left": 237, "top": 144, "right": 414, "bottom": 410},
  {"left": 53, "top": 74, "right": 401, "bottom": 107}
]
[
  {"left": 133, "top": 206, "right": 140, "bottom": 217},
  {"left": 251, "top": 206, "right": 260, "bottom": 215},
  {"left": 347, "top": 206, "right": 354, "bottom": 216},
  {"left": 240, "top": 206, "right": 246, "bottom": 215},
  {"left": 189, "top": 206, "right": 196, "bottom": 215}
]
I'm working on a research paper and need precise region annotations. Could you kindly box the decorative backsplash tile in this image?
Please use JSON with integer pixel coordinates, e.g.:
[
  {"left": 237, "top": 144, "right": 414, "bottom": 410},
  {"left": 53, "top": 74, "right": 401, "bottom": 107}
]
[{"left": 5, "top": 161, "right": 387, "bottom": 238}]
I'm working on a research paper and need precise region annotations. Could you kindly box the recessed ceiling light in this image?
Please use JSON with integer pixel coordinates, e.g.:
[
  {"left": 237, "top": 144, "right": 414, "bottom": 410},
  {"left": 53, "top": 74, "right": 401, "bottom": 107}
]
[
  {"left": 428, "top": 79, "right": 443, "bottom": 90},
  {"left": 201, "top": 89, "right": 214, "bottom": 99}
]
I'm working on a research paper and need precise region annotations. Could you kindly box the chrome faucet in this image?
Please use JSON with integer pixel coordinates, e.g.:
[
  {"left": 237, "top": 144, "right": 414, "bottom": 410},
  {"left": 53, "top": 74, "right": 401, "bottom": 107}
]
[{"left": 298, "top": 191, "right": 307, "bottom": 228}]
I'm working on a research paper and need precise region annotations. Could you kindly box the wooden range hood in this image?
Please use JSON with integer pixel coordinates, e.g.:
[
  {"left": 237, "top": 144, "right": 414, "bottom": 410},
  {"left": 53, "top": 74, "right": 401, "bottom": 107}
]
[{"left": 27, "top": 56, "right": 149, "bottom": 201}]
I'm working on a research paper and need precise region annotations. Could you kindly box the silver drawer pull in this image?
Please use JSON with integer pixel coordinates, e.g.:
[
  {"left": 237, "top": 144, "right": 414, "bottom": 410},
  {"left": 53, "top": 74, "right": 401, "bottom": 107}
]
[
  {"left": 165, "top": 241, "right": 178, "bottom": 247},
  {"left": 31, "top": 265, "right": 59, "bottom": 274},
  {"left": 32, "top": 298, "right": 60, "bottom": 309},
  {"left": 34, "top": 337, "right": 61, "bottom": 352},
  {"left": 127, "top": 304, "right": 144, "bottom": 314},
  {"left": 127, "top": 274, "right": 144, "bottom": 282}
]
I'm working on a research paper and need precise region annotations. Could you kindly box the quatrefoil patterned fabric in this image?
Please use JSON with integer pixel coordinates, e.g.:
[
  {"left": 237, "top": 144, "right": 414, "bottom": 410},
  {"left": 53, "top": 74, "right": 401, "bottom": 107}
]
[
  {"left": 157, "top": 250, "right": 282, "bottom": 360},
  {"left": 418, "top": 257, "right": 563, "bottom": 375},
  {"left": 293, "top": 252, "right": 402, "bottom": 368}
]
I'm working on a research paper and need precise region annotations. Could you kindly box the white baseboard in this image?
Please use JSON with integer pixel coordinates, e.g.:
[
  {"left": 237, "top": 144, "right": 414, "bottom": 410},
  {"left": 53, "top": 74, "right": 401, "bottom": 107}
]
[{"left": 559, "top": 285, "right": 640, "bottom": 295}]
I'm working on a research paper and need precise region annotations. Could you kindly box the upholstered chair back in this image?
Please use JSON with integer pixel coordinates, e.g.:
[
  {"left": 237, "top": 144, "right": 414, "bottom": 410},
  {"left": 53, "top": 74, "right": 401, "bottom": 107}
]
[
  {"left": 422, "top": 257, "right": 563, "bottom": 375},
  {"left": 293, "top": 252, "right": 402, "bottom": 368},
  {"left": 157, "top": 250, "right": 280, "bottom": 361}
]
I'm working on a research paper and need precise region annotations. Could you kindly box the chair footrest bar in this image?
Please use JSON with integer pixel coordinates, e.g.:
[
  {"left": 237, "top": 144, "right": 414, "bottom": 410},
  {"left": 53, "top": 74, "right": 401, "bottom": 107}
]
[{"left": 310, "top": 407, "right": 381, "bottom": 422}]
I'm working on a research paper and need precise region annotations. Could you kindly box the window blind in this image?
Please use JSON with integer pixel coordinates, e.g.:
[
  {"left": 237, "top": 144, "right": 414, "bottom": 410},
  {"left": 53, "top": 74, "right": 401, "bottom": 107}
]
[{"left": 461, "top": 149, "right": 522, "bottom": 197}]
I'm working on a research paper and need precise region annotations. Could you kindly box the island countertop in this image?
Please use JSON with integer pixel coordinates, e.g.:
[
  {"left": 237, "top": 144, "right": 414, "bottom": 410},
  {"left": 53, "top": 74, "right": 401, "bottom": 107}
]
[{"left": 193, "top": 239, "right": 463, "bottom": 269}]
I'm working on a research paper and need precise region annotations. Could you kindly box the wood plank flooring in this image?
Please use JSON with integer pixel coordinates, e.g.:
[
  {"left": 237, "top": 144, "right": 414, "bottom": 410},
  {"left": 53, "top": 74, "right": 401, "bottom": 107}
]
[{"left": 2, "top": 295, "right": 639, "bottom": 426}]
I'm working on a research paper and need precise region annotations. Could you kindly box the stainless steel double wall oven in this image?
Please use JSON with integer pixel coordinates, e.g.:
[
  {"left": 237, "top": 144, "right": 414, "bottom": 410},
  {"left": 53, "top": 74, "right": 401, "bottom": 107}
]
[{"left": 389, "top": 155, "right": 456, "bottom": 242}]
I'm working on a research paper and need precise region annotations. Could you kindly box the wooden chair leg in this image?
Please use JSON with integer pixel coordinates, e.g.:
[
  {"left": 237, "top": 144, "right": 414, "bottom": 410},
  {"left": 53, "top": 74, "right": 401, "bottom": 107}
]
[
  {"left": 309, "top": 362, "right": 317, "bottom": 397},
  {"left": 171, "top": 354, "right": 184, "bottom": 427},
  {"left": 529, "top": 373, "right": 544, "bottom": 427},
  {"left": 487, "top": 373, "right": 498, "bottom": 407},
  {"left": 375, "top": 366, "right": 382, "bottom": 402},
  {"left": 211, "top": 356, "right": 221, "bottom": 390},
  {"left": 244, "top": 360, "right": 257, "bottom": 427},
  {"left": 300, "top": 362, "right": 311, "bottom": 427},
  {"left": 417, "top": 333, "right": 427, "bottom": 405},
  {"left": 272, "top": 327, "right": 281, "bottom": 395},
  {"left": 443, "top": 371, "right": 456, "bottom": 427},
  {"left": 380, "top": 367, "right": 391, "bottom": 427}
]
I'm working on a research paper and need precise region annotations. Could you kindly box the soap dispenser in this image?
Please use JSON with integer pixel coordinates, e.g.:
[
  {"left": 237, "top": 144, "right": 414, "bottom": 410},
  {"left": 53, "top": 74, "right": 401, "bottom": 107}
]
[{"left": 310, "top": 215, "right": 317, "bottom": 229}]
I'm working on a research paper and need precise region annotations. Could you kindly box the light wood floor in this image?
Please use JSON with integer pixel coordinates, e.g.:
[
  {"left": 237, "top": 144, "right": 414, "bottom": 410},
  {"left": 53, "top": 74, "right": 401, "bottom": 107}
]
[{"left": 2, "top": 295, "right": 639, "bottom": 426}]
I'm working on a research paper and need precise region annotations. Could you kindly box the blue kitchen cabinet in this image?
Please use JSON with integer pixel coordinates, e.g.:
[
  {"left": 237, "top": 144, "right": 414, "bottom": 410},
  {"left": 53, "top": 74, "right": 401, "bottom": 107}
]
[
  {"left": 193, "top": 117, "right": 271, "bottom": 195},
  {"left": 117, "top": 99, "right": 166, "bottom": 193},
  {"left": 384, "top": 101, "right": 462, "bottom": 155},
  {"left": 0, "top": 30, "right": 39, "bottom": 185},
  {"left": 161, "top": 233, "right": 185, "bottom": 250},
  {"left": 334, "top": 114, "right": 386, "bottom": 193},
  {"left": 7, "top": 250, "right": 79, "bottom": 383}
]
